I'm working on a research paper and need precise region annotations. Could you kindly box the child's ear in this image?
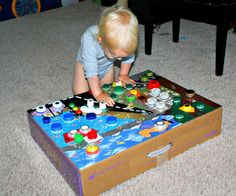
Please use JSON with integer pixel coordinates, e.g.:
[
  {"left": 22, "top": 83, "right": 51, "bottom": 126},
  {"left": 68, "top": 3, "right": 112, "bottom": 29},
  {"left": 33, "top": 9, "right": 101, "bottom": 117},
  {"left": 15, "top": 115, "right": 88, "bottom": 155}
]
[{"left": 98, "top": 36, "right": 103, "bottom": 44}]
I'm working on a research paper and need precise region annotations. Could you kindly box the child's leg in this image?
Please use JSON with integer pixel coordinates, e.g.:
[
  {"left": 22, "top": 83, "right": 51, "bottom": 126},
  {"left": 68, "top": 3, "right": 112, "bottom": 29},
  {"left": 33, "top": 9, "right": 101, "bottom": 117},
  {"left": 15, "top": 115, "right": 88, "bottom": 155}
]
[
  {"left": 73, "top": 61, "right": 89, "bottom": 94},
  {"left": 100, "top": 65, "right": 115, "bottom": 85}
]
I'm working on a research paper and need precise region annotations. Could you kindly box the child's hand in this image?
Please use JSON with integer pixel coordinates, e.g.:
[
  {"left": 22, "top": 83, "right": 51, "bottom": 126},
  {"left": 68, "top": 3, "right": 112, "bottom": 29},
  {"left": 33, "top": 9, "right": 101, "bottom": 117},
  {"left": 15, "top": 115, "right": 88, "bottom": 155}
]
[
  {"left": 117, "top": 74, "right": 136, "bottom": 87},
  {"left": 96, "top": 92, "right": 115, "bottom": 107}
]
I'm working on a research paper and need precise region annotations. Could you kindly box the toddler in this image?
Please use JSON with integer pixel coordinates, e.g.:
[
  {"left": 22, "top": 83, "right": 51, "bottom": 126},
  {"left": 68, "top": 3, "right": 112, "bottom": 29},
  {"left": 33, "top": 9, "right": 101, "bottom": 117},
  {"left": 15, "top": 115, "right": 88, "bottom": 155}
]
[{"left": 73, "top": 5, "right": 138, "bottom": 106}]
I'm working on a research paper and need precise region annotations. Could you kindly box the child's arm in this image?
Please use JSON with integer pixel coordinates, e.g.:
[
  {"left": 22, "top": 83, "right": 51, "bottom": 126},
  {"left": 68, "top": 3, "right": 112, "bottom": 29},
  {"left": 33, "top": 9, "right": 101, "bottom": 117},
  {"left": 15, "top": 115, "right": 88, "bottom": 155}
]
[
  {"left": 117, "top": 63, "right": 136, "bottom": 86},
  {"left": 87, "top": 76, "right": 115, "bottom": 106}
]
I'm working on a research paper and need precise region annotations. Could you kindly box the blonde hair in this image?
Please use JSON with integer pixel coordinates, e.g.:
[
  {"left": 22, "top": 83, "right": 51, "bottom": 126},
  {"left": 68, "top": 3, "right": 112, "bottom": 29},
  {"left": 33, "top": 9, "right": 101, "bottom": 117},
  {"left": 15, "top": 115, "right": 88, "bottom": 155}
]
[{"left": 98, "top": 5, "right": 138, "bottom": 54}]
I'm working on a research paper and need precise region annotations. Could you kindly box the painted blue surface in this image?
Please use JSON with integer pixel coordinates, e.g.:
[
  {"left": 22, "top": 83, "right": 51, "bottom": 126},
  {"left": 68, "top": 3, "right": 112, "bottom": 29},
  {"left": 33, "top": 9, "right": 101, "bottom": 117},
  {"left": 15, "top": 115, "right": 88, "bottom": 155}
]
[{"left": 33, "top": 111, "right": 181, "bottom": 170}]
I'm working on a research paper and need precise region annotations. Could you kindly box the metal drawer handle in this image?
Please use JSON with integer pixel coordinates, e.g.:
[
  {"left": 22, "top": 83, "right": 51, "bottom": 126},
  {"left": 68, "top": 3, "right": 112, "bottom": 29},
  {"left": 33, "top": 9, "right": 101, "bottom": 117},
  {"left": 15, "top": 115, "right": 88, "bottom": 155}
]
[{"left": 147, "top": 143, "right": 173, "bottom": 158}]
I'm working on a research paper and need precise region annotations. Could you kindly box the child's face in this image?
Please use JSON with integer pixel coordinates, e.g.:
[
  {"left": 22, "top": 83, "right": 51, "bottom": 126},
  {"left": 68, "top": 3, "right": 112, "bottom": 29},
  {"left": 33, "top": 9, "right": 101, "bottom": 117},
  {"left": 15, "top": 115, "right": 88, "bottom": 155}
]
[{"left": 103, "top": 46, "right": 129, "bottom": 60}]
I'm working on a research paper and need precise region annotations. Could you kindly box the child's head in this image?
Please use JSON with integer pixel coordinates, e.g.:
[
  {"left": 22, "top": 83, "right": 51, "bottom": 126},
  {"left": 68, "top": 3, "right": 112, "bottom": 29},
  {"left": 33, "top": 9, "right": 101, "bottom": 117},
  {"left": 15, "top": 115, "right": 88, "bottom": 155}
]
[{"left": 98, "top": 5, "right": 138, "bottom": 57}]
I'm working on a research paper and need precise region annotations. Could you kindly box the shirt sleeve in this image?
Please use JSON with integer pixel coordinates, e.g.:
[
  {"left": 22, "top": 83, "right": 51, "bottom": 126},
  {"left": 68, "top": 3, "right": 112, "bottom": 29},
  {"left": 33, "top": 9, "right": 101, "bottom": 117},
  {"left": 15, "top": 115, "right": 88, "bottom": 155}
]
[
  {"left": 121, "top": 54, "right": 135, "bottom": 64},
  {"left": 78, "top": 30, "right": 99, "bottom": 79}
]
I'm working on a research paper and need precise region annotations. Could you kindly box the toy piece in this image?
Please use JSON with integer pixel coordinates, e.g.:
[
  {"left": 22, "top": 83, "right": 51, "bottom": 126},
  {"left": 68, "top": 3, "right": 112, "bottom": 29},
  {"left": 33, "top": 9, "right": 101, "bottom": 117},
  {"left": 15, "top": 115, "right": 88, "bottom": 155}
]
[
  {"left": 68, "top": 102, "right": 76, "bottom": 109},
  {"left": 129, "top": 89, "right": 141, "bottom": 97},
  {"left": 150, "top": 88, "right": 161, "bottom": 97},
  {"left": 126, "top": 94, "right": 137, "bottom": 103},
  {"left": 36, "top": 105, "right": 46, "bottom": 114},
  {"left": 174, "top": 112, "right": 185, "bottom": 122},
  {"left": 50, "top": 100, "right": 64, "bottom": 116},
  {"left": 87, "top": 130, "right": 98, "bottom": 140},
  {"left": 114, "top": 86, "right": 124, "bottom": 96},
  {"left": 99, "top": 101, "right": 107, "bottom": 112},
  {"left": 64, "top": 129, "right": 78, "bottom": 143},
  {"left": 147, "top": 80, "right": 160, "bottom": 90},
  {"left": 155, "top": 101, "right": 167, "bottom": 111},
  {"left": 78, "top": 125, "right": 91, "bottom": 136},
  {"left": 63, "top": 113, "right": 74, "bottom": 122},
  {"left": 42, "top": 117, "right": 50, "bottom": 124},
  {"left": 106, "top": 116, "right": 118, "bottom": 126},
  {"left": 85, "top": 143, "right": 100, "bottom": 158},
  {"left": 172, "top": 96, "right": 182, "bottom": 106},
  {"left": 141, "top": 75, "right": 149, "bottom": 82},
  {"left": 147, "top": 97, "right": 157, "bottom": 107},
  {"left": 87, "top": 98, "right": 95, "bottom": 107},
  {"left": 74, "top": 133, "right": 84, "bottom": 144},
  {"left": 102, "top": 84, "right": 110, "bottom": 92},
  {"left": 179, "top": 104, "right": 195, "bottom": 113},
  {"left": 195, "top": 102, "right": 205, "bottom": 111},
  {"left": 86, "top": 113, "right": 96, "bottom": 120},
  {"left": 159, "top": 92, "right": 169, "bottom": 100},
  {"left": 185, "top": 89, "right": 195, "bottom": 102},
  {"left": 53, "top": 101, "right": 63, "bottom": 109},
  {"left": 126, "top": 84, "right": 133, "bottom": 90},
  {"left": 51, "top": 123, "right": 63, "bottom": 134}
]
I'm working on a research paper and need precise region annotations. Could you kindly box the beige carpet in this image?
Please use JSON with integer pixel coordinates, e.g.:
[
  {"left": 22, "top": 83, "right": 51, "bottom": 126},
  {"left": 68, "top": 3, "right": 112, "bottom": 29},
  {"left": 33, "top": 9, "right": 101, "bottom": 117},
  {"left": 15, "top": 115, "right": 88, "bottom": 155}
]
[{"left": 0, "top": 1, "right": 235, "bottom": 195}]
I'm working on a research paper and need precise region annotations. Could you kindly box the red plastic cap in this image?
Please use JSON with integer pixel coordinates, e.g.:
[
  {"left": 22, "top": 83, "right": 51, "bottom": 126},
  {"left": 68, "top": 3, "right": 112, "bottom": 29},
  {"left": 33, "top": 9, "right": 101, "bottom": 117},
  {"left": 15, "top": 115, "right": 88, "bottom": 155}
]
[
  {"left": 147, "top": 80, "right": 160, "bottom": 90},
  {"left": 87, "top": 129, "right": 98, "bottom": 139}
]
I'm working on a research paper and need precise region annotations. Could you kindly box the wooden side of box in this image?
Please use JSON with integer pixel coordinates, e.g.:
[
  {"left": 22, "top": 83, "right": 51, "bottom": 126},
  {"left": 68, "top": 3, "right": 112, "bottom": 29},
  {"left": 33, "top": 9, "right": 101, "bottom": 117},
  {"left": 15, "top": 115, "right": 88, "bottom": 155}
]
[
  {"left": 81, "top": 107, "right": 222, "bottom": 195},
  {"left": 27, "top": 114, "right": 83, "bottom": 196}
]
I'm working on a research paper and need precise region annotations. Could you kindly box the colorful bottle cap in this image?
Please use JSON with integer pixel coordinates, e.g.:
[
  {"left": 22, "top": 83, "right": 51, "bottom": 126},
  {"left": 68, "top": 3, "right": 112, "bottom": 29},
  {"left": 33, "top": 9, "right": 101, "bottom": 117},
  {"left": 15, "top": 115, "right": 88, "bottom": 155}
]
[
  {"left": 114, "top": 86, "right": 124, "bottom": 95},
  {"left": 159, "top": 92, "right": 169, "bottom": 100},
  {"left": 68, "top": 129, "right": 78, "bottom": 138},
  {"left": 36, "top": 105, "right": 46, "bottom": 113},
  {"left": 174, "top": 112, "right": 185, "bottom": 121},
  {"left": 150, "top": 88, "right": 161, "bottom": 97},
  {"left": 86, "top": 143, "right": 100, "bottom": 157},
  {"left": 126, "top": 94, "right": 136, "bottom": 103},
  {"left": 102, "top": 84, "right": 110, "bottom": 91},
  {"left": 173, "top": 96, "right": 182, "bottom": 104},
  {"left": 179, "top": 104, "right": 195, "bottom": 113},
  {"left": 146, "top": 70, "right": 154, "bottom": 77},
  {"left": 110, "top": 93, "right": 117, "bottom": 100},
  {"left": 86, "top": 113, "right": 96, "bottom": 120},
  {"left": 42, "top": 117, "right": 50, "bottom": 124},
  {"left": 69, "top": 102, "right": 76, "bottom": 108},
  {"left": 130, "top": 89, "right": 140, "bottom": 97},
  {"left": 74, "top": 133, "right": 84, "bottom": 144},
  {"left": 141, "top": 75, "right": 149, "bottom": 82},
  {"left": 51, "top": 123, "right": 62, "bottom": 133},
  {"left": 112, "top": 82, "right": 116, "bottom": 87},
  {"left": 147, "top": 80, "right": 160, "bottom": 90},
  {"left": 80, "top": 106, "right": 88, "bottom": 113},
  {"left": 79, "top": 125, "right": 91, "bottom": 135},
  {"left": 196, "top": 102, "right": 205, "bottom": 110},
  {"left": 63, "top": 113, "right": 74, "bottom": 122},
  {"left": 147, "top": 97, "right": 157, "bottom": 107},
  {"left": 126, "top": 84, "right": 133, "bottom": 90},
  {"left": 75, "top": 109, "right": 82, "bottom": 116},
  {"left": 155, "top": 101, "right": 166, "bottom": 110},
  {"left": 87, "top": 130, "right": 98, "bottom": 140},
  {"left": 72, "top": 106, "right": 79, "bottom": 112},
  {"left": 106, "top": 116, "right": 118, "bottom": 125},
  {"left": 53, "top": 101, "right": 63, "bottom": 109}
]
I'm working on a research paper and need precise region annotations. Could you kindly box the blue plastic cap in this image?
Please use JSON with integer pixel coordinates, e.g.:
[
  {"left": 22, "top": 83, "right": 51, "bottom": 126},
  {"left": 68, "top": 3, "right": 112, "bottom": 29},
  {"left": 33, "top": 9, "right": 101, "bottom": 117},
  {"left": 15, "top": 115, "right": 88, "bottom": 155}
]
[
  {"left": 51, "top": 123, "right": 62, "bottom": 131},
  {"left": 42, "top": 117, "right": 51, "bottom": 124},
  {"left": 86, "top": 113, "right": 97, "bottom": 120},
  {"left": 106, "top": 116, "right": 118, "bottom": 125},
  {"left": 63, "top": 113, "right": 74, "bottom": 122}
]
